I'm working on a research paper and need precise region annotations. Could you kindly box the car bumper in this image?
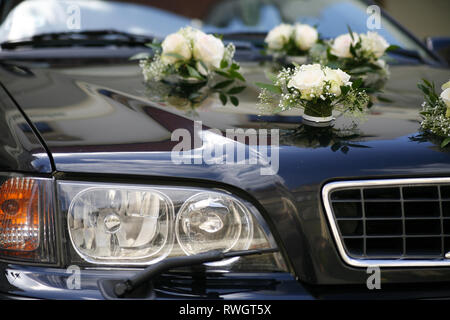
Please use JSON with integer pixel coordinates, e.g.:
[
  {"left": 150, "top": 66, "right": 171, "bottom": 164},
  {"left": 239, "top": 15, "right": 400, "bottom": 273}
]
[
  {"left": 2, "top": 265, "right": 450, "bottom": 300},
  {"left": 0, "top": 265, "right": 313, "bottom": 300}
]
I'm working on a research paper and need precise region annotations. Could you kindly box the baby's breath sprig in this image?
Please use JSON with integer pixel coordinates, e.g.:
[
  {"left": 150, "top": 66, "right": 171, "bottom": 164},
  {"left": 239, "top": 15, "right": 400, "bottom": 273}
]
[{"left": 417, "top": 79, "right": 450, "bottom": 148}]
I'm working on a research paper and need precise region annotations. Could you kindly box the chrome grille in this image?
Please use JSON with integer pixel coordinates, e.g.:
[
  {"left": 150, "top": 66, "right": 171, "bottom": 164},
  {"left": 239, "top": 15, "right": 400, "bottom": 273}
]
[{"left": 322, "top": 178, "right": 450, "bottom": 267}]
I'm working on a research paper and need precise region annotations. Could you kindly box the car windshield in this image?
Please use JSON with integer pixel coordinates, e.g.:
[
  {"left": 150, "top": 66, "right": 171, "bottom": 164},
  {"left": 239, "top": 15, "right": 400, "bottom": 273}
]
[{"left": 0, "top": 0, "right": 431, "bottom": 59}]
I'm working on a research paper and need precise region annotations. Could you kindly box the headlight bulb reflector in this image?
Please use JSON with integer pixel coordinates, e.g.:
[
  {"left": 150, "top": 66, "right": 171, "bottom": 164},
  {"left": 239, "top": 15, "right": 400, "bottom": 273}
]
[{"left": 175, "top": 192, "right": 253, "bottom": 256}]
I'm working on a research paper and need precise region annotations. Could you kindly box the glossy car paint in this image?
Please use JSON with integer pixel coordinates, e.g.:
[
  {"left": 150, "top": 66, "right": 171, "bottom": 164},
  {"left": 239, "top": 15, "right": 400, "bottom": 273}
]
[
  {"left": 0, "top": 46, "right": 450, "bottom": 299},
  {"left": 0, "top": 81, "right": 52, "bottom": 173}
]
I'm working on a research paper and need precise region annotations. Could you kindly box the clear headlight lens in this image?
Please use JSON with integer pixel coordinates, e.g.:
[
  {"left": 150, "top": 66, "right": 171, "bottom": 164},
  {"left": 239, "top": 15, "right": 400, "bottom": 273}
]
[
  {"left": 68, "top": 188, "right": 173, "bottom": 264},
  {"left": 59, "top": 181, "right": 285, "bottom": 270},
  {"left": 176, "top": 192, "right": 253, "bottom": 255}
]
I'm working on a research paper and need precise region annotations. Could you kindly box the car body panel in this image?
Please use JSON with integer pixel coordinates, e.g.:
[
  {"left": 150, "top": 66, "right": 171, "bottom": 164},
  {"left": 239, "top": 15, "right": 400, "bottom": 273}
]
[{"left": 0, "top": 81, "right": 52, "bottom": 173}]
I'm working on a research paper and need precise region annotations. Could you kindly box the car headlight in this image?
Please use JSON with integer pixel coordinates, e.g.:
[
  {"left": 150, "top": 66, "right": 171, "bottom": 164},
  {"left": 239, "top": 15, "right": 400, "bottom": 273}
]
[
  {"left": 67, "top": 187, "right": 174, "bottom": 264},
  {"left": 58, "top": 181, "right": 286, "bottom": 271}
]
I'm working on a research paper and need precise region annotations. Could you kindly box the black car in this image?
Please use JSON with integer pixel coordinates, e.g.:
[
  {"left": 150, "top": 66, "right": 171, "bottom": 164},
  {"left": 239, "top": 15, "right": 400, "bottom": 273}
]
[{"left": 0, "top": 0, "right": 450, "bottom": 300}]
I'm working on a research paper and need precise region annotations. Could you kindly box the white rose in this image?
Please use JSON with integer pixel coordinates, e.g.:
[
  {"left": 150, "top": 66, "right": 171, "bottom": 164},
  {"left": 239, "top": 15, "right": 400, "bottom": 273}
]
[
  {"left": 193, "top": 32, "right": 225, "bottom": 72},
  {"left": 374, "top": 59, "right": 386, "bottom": 69},
  {"left": 360, "top": 32, "right": 389, "bottom": 58},
  {"left": 331, "top": 33, "right": 360, "bottom": 58},
  {"left": 442, "top": 80, "right": 450, "bottom": 91},
  {"left": 288, "top": 64, "right": 326, "bottom": 100},
  {"left": 441, "top": 87, "right": 450, "bottom": 117},
  {"left": 265, "top": 24, "right": 294, "bottom": 50},
  {"left": 294, "top": 24, "right": 318, "bottom": 51},
  {"left": 180, "top": 26, "right": 200, "bottom": 42},
  {"left": 161, "top": 33, "right": 192, "bottom": 64},
  {"left": 334, "top": 68, "right": 352, "bottom": 85},
  {"left": 324, "top": 68, "right": 351, "bottom": 96}
]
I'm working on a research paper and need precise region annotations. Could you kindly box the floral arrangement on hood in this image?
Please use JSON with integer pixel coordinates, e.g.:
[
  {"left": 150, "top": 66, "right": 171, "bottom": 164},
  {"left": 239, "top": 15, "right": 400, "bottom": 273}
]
[
  {"left": 256, "top": 63, "right": 369, "bottom": 123},
  {"left": 417, "top": 79, "right": 450, "bottom": 148},
  {"left": 264, "top": 23, "right": 319, "bottom": 59},
  {"left": 310, "top": 28, "right": 395, "bottom": 90},
  {"left": 134, "top": 27, "right": 246, "bottom": 107}
]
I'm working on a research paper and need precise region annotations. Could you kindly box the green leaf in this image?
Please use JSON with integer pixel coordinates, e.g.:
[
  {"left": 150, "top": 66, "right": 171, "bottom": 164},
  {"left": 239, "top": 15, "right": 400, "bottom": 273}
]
[
  {"left": 352, "top": 78, "right": 364, "bottom": 89},
  {"left": 367, "top": 62, "right": 382, "bottom": 70},
  {"left": 229, "top": 70, "right": 246, "bottom": 82},
  {"left": 385, "top": 44, "right": 400, "bottom": 52},
  {"left": 230, "top": 96, "right": 239, "bottom": 106},
  {"left": 215, "top": 70, "right": 231, "bottom": 78},
  {"left": 255, "top": 82, "right": 282, "bottom": 94},
  {"left": 230, "top": 63, "right": 240, "bottom": 70},
  {"left": 441, "top": 137, "right": 450, "bottom": 148},
  {"left": 349, "top": 44, "right": 357, "bottom": 58},
  {"left": 186, "top": 65, "right": 204, "bottom": 79},
  {"left": 326, "top": 60, "right": 340, "bottom": 69},
  {"left": 213, "top": 80, "right": 234, "bottom": 89},
  {"left": 340, "top": 85, "right": 350, "bottom": 96},
  {"left": 347, "top": 25, "right": 354, "bottom": 40},
  {"left": 227, "top": 86, "right": 246, "bottom": 94},
  {"left": 417, "top": 83, "right": 430, "bottom": 95},
  {"left": 219, "top": 93, "right": 228, "bottom": 105},
  {"left": 349, "top": 66, "right": 378, "bottom": 75},
  {"left": 220, "top": 59, "right": 229, "bottom": 69},
  {"left": 164, "top": 52, "right": 186, "bottom": 60},
  {"left": 422, "top": 78, "right": 433, "bottom": 88},
  {"left": 145, "top": 41, "right": 162, "bottom": 52}
]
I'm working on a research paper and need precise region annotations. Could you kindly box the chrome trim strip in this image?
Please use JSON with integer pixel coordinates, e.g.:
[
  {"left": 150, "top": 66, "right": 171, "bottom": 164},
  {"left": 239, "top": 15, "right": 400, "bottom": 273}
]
[{"left": 322, "top": 177, "right": 450, "bottom": 268}]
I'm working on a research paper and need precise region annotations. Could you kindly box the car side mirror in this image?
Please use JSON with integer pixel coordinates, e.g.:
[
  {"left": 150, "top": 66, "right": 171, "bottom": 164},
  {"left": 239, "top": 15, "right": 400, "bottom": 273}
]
[{"left": 425, "top": 37, "right": 450, "bottom": 65}]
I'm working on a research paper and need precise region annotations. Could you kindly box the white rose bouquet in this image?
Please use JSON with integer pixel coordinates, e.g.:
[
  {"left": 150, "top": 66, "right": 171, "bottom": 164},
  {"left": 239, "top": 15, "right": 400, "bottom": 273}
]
[
  {"left": 310, "top": 28, "right": 396, "bottom": 91},
  {"left": 134, "top": 27, "right": 246, "bottom": 107},
  {"left": 257, "top": 63, "right": 369, "bottom": 124},
  {"left": 264, "top": 23, "right": 319, "bottom": 62},
  {"left": 417, "top": 79, "right": 450, "bottom": 148}
]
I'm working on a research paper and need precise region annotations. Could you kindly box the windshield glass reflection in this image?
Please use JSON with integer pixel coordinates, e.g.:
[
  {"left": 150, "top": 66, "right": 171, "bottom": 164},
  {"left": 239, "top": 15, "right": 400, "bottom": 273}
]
[{"left": 0, "top": 0, "right": 430, "bottom": 60}]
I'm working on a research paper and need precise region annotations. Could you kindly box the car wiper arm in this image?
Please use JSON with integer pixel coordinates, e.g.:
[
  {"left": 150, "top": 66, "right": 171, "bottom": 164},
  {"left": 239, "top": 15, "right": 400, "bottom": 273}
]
[
  {"left": 387, "top": 47, "right": 426, "bottom": 63},
  {"left": 221, "top": 31, "right": 267, "bottom": 40},
  {"left": 1, "top": 29, "right": 155, "bottom": 49},
  {"left": 98, "top": 247, "right": 279, "bottom": 299}
]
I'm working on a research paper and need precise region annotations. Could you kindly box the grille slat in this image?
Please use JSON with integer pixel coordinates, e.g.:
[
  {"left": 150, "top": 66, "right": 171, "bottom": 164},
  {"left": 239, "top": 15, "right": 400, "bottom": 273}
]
[{"left": 326, "top": 181, "right": 450, "bottom": 263}]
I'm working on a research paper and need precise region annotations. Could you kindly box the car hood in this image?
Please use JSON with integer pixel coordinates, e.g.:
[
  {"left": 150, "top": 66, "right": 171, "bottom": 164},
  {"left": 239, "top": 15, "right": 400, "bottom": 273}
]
[{"left": 1, "top": 58, "right": 450, "bottom": 187}]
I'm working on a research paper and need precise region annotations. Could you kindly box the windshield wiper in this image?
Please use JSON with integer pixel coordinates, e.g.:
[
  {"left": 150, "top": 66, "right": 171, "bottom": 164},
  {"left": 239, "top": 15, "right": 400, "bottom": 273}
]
[
  {"left": 386, "top": 47, "right": 427, "bottom": 63},
  {"left": 0, "top": 29, "right": 155, "bottom": 50},
  {"left": 222, "top": 31, "right": 267, "bottom": 47},
  {"left": 98, "top": 247, "right": 279, "bottom": 300}
]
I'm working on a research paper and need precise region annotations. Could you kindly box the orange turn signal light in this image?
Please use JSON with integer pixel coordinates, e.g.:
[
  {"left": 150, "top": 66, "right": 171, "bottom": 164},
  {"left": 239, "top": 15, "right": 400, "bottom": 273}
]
[{"left": 0, "top": 177, "right": 39, "bottom": 251}]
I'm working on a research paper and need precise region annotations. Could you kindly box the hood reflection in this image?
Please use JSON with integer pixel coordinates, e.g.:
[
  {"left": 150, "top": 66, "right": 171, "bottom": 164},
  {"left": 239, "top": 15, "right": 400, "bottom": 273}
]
[{"left": 280, "top": 123, "right": 371, "bottom": 154}]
